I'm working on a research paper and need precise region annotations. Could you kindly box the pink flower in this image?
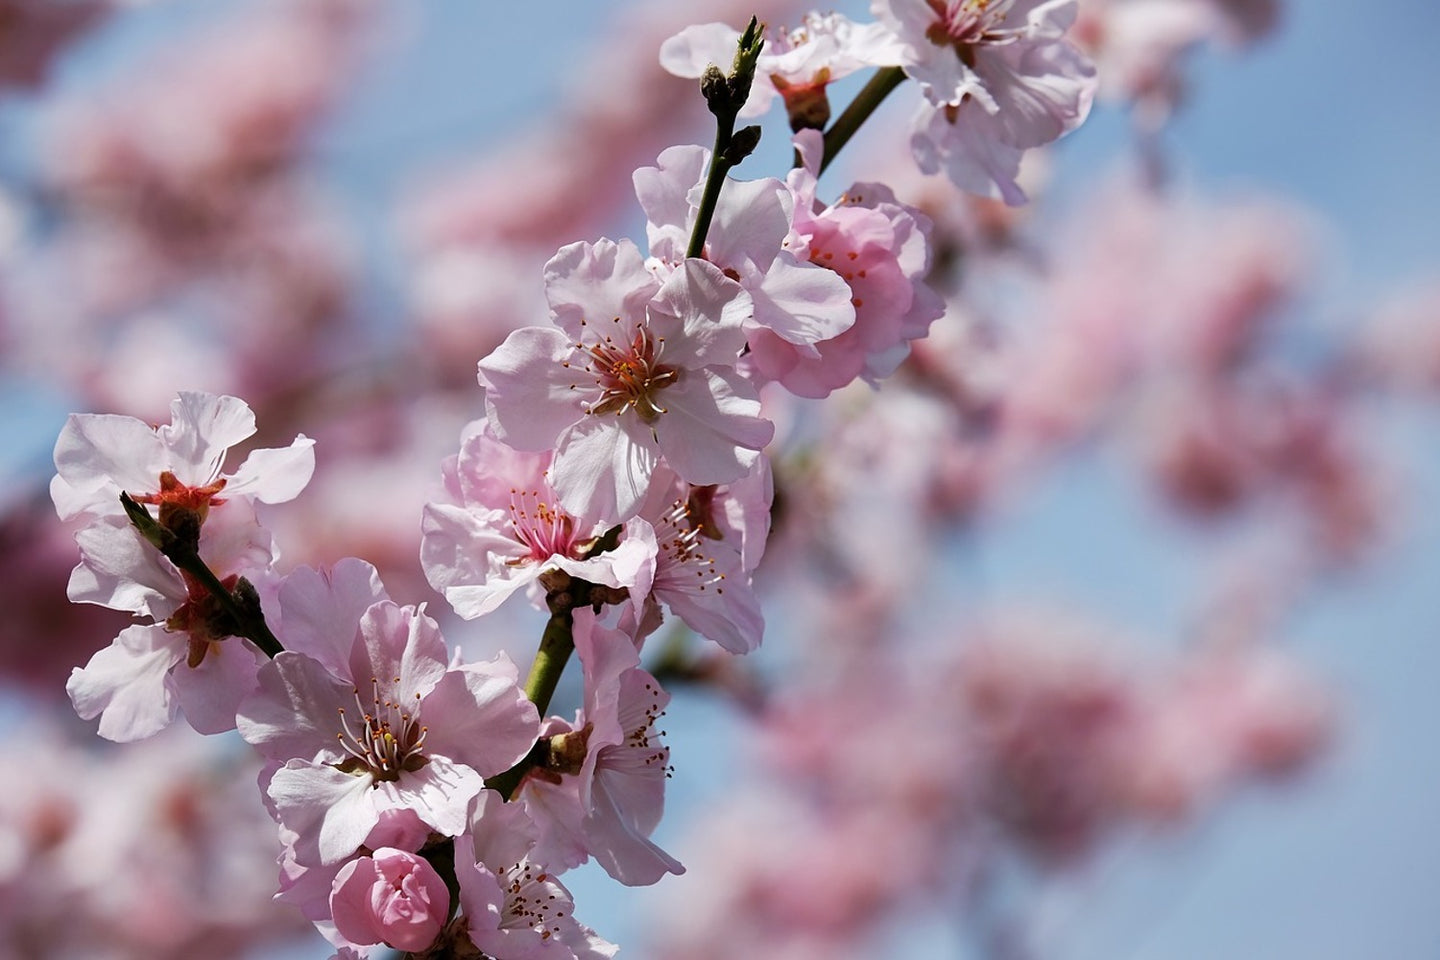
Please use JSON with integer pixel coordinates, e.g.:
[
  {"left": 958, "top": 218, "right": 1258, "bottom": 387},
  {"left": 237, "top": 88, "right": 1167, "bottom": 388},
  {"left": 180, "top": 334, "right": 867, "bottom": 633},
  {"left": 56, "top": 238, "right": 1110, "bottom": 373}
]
[
  {"left": 52, "top": 391, "right": 314, "bottom": 524},
  {"left": 456, "top": 790, "right": 618, "bottom": 960},
  {"left": 634, "top": 144, "right": 856, "bottom": 356},
  {"left": 64, "top": 501, "right": 275, "bottom": 741},
  {"left": 1072, "top": 0, "right": 1279, "bottom": 126},
  {"left": 238, "top": 584, "right": 538, "bottom": 865},
  {"left": 633, "top": 464, "right": 765, "bottom": 653},
  {"left": 521, "top": 608, "right": 683, "bottom": 886},
  {"left": 477, "top": 238, "right": 772, "bottom": 521},
  {"left": 747, "top": 130, "right": 945, "bottom": 397},
  {"left": 329, "top": 848, "right": 449, "bottom": 954},
  {"left": 1121, "top": 644, "right": 1332, "bottom": 821},
  {"left": 877, "top": 0, "right": 1097, "bottom": 203},
  {"left": 421, "top": 422, "right": 657, "bottom": 619}
]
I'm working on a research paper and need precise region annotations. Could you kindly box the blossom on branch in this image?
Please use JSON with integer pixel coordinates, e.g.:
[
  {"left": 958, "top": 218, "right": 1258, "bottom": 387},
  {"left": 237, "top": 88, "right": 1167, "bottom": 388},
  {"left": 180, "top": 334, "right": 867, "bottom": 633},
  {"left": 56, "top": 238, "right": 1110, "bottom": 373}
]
[
  {"left": 238, "top": 580, "right": 538, "bottom": 866},
  {"left": 478, "top": 238, "right": 772, "bottom": 522}
]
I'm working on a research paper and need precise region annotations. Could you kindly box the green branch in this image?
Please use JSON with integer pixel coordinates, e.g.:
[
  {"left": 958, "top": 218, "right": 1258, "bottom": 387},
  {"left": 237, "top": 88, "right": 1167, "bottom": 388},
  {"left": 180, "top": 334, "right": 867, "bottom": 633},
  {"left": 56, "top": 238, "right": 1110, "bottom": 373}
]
[
  {"left": 686, "top": 15, "right": 766, "bottom": 259},
  {"left": 815, "top": 66, "right": 907, "bottom": 177}
]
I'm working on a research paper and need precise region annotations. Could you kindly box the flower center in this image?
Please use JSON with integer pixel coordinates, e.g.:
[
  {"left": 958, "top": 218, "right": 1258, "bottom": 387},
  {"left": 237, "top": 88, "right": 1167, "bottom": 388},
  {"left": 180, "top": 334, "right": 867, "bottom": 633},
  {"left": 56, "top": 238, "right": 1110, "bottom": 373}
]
[
  {"left": 608, "top": 676, "right": 673, "bottom": 781},
  {"left": 500, "top": 862, "right": 570, "bottom": 940},
  {"left": 166, "top": 570, "right": 240, "bottom": 668},
  {"left": 578, "top": 323, "right": 679, "bottom": 423},
  {"left": 506, "top": 486, "right": 579, "bottom": 562},
  {"left": 131, "top": 469, "right": 228, "bottom": 529},
  {"left": 334, "top": 679, "right": 429, "bottom": 783},
  {"left": 924, "top": 0, "right": 1019, "bottom": 61}
]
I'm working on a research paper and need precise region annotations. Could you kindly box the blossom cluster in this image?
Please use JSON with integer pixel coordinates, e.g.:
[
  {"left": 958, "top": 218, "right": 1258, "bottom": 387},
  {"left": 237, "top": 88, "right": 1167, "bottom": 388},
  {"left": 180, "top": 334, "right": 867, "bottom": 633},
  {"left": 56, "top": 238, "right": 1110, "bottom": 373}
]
[
  {"left": 44, "top": 6, "right": 1050, "bottom": 953},
  {"left": 23, "top": 0, "right": 1424, "bottom": 957}
]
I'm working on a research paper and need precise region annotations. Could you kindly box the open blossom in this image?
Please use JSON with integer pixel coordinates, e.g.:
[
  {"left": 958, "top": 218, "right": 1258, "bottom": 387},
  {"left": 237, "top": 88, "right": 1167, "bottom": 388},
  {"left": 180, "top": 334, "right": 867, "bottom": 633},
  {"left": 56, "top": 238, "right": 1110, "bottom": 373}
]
[
  {"left": 51, "top": 391, "right": 315, "bottom": 524},
  {"left": 634, "top": 144, "right": 856, "bottom": 358},
  {"left": 478, "top": 238, "right": 772, "bottom": 521},
  {"left": 64, "top": 504, "right": 274, "bottom": 741},
  {"left": 661, "top": 13, "right": 901, "bottom": 128},
  {"left": 878, "top": 0, "right": 1097, "bottom": 203},
  {"left": 237, "top": 575, "right": 538, "bottom": 866},
  {"left": 521, "top": 608, "right": 683, "bottom": 886},
  {"left": 632, "top": 464, "right": 765, "bottom": 654},
  {"left": 456, "top": 790, "right": 617, "bottom": 960},
  {"left": 421, "top": 421, "right": 657, "bottom": 619},
  {"left": 747, "top": 130, "right": 945, "bottom": 397}
]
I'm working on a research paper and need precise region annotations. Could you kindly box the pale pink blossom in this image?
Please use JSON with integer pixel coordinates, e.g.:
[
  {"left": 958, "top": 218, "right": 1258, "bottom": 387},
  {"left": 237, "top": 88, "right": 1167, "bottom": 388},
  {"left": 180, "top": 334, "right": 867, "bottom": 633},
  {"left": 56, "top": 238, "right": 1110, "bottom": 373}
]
[
  {"left": 878, "top": 0, "right": 1097, "bottom": 203},
  {"left": 421, "top": 422, "right": 657, "bottom": 619},
  {"left": 1137, "top": 378, "right": 1387, "bottom": 563},
  {"left": 456, "top": 790, "right": 618, "bottom": 960},
  {"left": 51, "top": 391, "right": 315, "bottom": 524},
  {"left": 329, "top": 848, "right": 449, "bottom": 954},
  {"left": 632, "top": 464, "right": 765, "bottom": 653},
  {"left": 478, "top": 238, "right": 771, "bottom": 521},
  {"left": 238, "top": 591, "right": 538, "bottom": 865},
  {"left": 1072, "top": 0, "right": 1279, "bottom": 125},
  {"left": 652, "top": 793, "right": 940, "bottom": 960},
  {"left": 1121, "top": 643, "right": 1332, "bottom": 820},
  {"left": 64, "top": 502, "right": 275, "bottom": 741},
  {"left": 1353, "top": 281, "right": 1440, "bottom": 394},
  {"left": 0, "top": 724, "right": 306, "bottom": 959},
  {"left": 747, "top": 130, "right": 945, "bottom": 396},
  {"left": 521, "top": 608, "right": 683, "bottom": 886},
  {"left": 952, "top": 615, "right": 1148, "bottom": 861},
  {"left": 634, "top": 144, "right": 856, "bottom": 356}
]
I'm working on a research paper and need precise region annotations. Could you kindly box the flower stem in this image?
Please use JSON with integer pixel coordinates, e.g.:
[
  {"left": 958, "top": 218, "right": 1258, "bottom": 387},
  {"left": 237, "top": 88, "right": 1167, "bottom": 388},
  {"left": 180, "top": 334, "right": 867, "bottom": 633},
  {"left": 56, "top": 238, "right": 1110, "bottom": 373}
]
[
  {"left": 816, "top": 66, "right": 907, "bottom": 177},
  {"left": 524, "top": 603, "right": 577, "bottom": 718},
  {"left": 687, "top": 116, "right": 739, "bottom": 260},
  {"left": 486, "top": 573, "right": 628, "bottom": 799}
]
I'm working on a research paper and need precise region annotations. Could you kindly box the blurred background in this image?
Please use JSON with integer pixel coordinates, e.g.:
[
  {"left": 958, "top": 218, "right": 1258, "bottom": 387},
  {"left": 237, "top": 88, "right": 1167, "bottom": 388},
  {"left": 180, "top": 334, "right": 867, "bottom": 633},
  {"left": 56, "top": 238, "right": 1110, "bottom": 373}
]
[{"left": 1, "top": 0, "right": 1438, "bottom": 957}]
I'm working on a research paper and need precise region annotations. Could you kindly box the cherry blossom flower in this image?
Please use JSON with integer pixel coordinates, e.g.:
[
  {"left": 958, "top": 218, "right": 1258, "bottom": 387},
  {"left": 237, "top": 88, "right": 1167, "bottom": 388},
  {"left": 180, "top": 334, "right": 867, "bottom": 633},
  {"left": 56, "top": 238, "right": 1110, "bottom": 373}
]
[
  {"left": 51, "top": 391, "right": 314, "bottom": 525},
  {"left": 634, "top": 144, "right": 856, "bottom": 359},
  {"left": 456, "top": 790, "right": 618, "bottom": 960},
  {"left": 478, "top": 238, "right": 772, "bottom": 521},
  {"left": 237, "top": 589, "right": 538, "bottom": 866},
  {"left": 421, "top": 421, "right": 657, "bottom": 619},
  {"left": 747, "top": 130, "right": 945, "bottom": 397},
  {"left": 64, "top": 501, "right": 276, "bottom": 742},
  {"left": 1072, "top": 0, "right": 1280, "bottom": 126},
  {"left": 520, "top": 608, "right": 683, "bottom": 886},
  {"left": 632, "top": 464, "right": 765, "bottom": 653},
  {"left": 876, "top": 0, "right": 1097, "bottom": 203}
]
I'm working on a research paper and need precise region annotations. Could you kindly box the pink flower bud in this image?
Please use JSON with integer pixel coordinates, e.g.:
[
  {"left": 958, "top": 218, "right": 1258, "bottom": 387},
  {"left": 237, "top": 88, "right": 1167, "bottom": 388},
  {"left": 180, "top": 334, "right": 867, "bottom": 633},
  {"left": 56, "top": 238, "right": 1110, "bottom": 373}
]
[{"left": 330, "top": 848, "right": 449, "bottom": 953}]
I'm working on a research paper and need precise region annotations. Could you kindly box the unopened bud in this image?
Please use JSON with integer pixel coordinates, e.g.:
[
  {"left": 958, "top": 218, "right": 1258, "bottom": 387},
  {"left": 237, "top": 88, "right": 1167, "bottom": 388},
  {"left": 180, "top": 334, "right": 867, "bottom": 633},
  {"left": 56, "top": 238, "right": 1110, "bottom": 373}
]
[
  {"left": 119, "top": 492, "right": 175, "bottom": 553},
  {"left": 700, "top": 65, "right": 728, "bottom": 116},
  {"left": 723, "top": 125, "right": 763, "bottom": 165}
]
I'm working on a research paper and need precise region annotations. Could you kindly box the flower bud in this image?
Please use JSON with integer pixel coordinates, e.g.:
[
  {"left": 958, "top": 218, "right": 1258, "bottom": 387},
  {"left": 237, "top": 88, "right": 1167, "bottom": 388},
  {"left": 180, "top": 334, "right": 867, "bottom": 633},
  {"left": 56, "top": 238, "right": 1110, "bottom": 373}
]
[{"left": 330, "top": 848, "right": 449, "bottom": 953}]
